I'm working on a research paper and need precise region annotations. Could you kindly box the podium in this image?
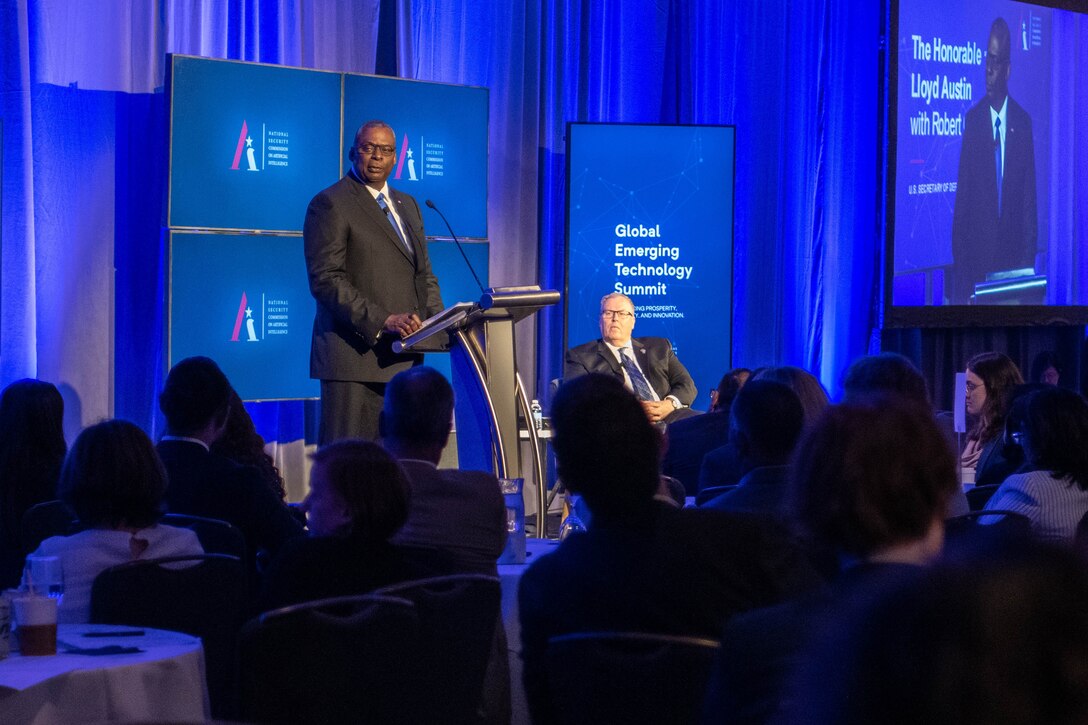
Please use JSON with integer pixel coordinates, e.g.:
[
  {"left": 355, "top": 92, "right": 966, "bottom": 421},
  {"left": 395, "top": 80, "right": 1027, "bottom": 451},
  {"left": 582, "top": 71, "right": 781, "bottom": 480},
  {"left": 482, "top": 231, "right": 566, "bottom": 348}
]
[{"left": 394, "top": 286, "right": 560, "bottom": 535}]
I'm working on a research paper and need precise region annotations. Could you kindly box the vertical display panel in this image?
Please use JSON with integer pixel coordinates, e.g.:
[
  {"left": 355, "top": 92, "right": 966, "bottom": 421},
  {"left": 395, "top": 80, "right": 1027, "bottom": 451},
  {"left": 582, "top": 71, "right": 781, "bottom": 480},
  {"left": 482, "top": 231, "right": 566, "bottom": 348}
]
[{"left": 565, "top": 124, "right": 736, "bottom": 411}]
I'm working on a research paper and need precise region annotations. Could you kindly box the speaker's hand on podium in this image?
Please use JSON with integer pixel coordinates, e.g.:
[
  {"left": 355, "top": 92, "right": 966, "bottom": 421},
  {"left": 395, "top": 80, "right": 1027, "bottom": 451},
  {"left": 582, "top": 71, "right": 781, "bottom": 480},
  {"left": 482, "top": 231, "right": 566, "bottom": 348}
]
[{"left": 384, "top": 312, "right": 422, "bottom": 338}]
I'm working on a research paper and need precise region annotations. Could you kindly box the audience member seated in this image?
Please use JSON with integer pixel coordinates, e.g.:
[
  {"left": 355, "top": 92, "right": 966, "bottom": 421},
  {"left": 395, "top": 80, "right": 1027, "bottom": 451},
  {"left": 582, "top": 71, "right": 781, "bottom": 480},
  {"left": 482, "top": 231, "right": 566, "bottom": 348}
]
[
  {"left": 211, "top": 387, "right": 288, "bottom": 502},
  {"left": 518, "top": 374, "right": 821, "bottom": 725},
  {"left": 982, "top": 387, "right": 1088, "bottom": 544},
  {"left": 699, "top": 365, "right": 828, "bottom": 489},
  {"left": 0, "top": 379, "right": 67, "bottom": 588},
  {"left": 701, "top": 380, "right": 803, "bottom": 516},
  {"left": 662, "top": 367, "right": 750, "bottom": 496},
  {"left": 841, "top": 352, "right": 969, "bottom": 515},
  {"left": 259, "top": 440, "right": 439, "bottom": 611},
  {"left": 785, "top": 542, "right": 1088, "bottom": 724},
  {"left": 962, "top": 351, "right": 1023, "bottom": 486},
  {"left": 1029, "top": 349, "right": 1063, "bottom": 386},
  {"left": 29, "top": 420, "right": 203, "bottom": 623},
  {"left": 157, "top": 357, "right": 303, "bottom": 571},
  {"left": 706, "top": 397, "right": 957, "bottom": 723},
  {"left": 381, "top": 366, "right": 506, "bottom": 574}
]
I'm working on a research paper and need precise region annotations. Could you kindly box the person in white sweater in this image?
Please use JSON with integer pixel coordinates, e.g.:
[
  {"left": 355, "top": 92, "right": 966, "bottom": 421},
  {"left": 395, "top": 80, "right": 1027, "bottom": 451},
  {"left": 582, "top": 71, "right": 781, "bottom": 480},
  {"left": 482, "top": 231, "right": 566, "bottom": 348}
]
[
  {"left": 984, "top": 387, "right": 1088, "bottom": 544},
  {"left": 29, "top": 420, "right": 202, "bottom": 622}
]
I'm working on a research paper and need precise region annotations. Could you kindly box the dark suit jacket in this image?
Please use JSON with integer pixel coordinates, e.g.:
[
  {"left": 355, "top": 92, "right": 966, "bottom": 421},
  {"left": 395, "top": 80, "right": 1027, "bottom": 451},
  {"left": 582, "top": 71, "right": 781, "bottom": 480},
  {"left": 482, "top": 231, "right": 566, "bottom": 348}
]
[
  {"left": 951, "top": 95, "right": 1037, "bottom": 303},
  {"left": 518, "top": 503, "right": 822, "bottom": 724},
  {"left": 157, "top": 440, "right": 304, "bottom": 565},
  {"left": 303, "top": 174, "right": 444, "bottom": 383},
  {"left": 563, "top": 337, "right": 697, "bottom": 406},
  {"left": 662, "top": 411, "right": 730, "bottom": 496},
  {"left": 390, "top": 460, "right": 507, "bottom": 575},
  {"left": 698, "top": 442, "right": 746, "bottom": 491},
  {"left": 706, "top": 563, "right": 921, "bottom": 724}
]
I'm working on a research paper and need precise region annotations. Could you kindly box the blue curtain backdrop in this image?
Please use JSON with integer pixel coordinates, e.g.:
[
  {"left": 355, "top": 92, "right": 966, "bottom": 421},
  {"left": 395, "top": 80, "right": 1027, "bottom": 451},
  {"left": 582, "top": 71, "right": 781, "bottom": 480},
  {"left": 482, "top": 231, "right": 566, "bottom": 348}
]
[{"left": 1, "top": 0, "right": 880, "bottom": 467}]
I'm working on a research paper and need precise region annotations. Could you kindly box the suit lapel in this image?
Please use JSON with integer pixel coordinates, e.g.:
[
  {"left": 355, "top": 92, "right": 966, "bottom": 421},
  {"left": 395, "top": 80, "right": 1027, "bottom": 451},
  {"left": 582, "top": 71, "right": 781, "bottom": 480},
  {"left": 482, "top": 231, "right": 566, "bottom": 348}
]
[{"left": 595, "top": 340, "right": 623, "bottom": 377}]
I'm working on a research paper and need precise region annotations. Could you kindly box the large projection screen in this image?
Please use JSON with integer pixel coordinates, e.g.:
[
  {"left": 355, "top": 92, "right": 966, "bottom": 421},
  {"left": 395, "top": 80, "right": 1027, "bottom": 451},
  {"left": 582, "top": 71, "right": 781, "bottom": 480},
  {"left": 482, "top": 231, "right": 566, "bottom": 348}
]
[
  {"left": 886, "top": 0, "right": 1088, "bottom": 326},
  {"left": 565, "top": 123, "right": 736, "bottom": 412}
]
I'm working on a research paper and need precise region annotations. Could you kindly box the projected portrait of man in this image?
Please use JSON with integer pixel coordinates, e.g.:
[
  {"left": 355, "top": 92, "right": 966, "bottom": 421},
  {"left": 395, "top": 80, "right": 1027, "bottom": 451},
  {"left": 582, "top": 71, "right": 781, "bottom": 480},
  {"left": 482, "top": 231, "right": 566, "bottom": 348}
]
[{"left": 950, "top": 16, "right": 1038, "bottom": 304}]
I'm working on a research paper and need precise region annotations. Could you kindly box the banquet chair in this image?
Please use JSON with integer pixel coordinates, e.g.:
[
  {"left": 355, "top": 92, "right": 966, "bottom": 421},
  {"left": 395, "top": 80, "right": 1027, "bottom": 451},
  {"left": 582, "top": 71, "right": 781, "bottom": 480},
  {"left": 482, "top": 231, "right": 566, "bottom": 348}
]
[
  {"left": 695, "top": 485, "right": 736, "bottom": 507},
  {"left": 965, "top": 484, "right": 1001, "bottom": 511},
  {"left": 373, "top": 573, "right": 502, "bottom": 725},
  {"left": 20, "top": 499, "right": 80, "bottom": 553},
  {"left": 945, "top": 510, "right": 1032, "bottom": 541},
  {"left": 545, "top": 631, "right": 721, "bottom": 725},
  {"left": 161, "top": 512, "right": 247, "bottom": 559},
  {"left": 240, "top": 594, "right": 422, "bottom": 724},
  {"left": 90, "top": 554, "right": 246, "bottom": 719}
]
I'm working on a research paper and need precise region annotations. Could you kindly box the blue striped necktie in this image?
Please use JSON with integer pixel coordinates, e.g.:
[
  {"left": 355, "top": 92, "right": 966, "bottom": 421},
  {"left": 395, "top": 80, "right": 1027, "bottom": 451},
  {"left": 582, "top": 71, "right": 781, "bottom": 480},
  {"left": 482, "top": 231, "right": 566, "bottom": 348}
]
[
  {"left": 377, "top": 192, "right": 414, "bottom": 257},
  {"left": 620, "top": 347, "right": 655, "bottom": 401},
  {"left": 994, "top": 117, "right": 1002, "bottom": 216}
]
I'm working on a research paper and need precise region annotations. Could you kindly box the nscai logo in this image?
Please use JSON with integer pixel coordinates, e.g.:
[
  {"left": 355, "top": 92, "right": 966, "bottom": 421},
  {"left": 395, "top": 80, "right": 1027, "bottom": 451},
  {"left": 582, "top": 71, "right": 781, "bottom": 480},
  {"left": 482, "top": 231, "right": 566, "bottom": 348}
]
[
  {"left": 230, "top": 120, "right": 291, "bottom": 172},
  {"left": 230, "top": 292, "right": 291, "bottom": 342},
  {"left": 392, "top": 131, "right": 446, "bottom": 182}
]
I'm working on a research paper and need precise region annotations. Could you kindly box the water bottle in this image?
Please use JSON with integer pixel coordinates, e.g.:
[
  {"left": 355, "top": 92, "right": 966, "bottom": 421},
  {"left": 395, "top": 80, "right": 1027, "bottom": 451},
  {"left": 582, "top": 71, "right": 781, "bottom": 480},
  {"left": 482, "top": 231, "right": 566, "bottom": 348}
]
[{"left": 530, "top": 399, "right": 543, "bottom": 430}]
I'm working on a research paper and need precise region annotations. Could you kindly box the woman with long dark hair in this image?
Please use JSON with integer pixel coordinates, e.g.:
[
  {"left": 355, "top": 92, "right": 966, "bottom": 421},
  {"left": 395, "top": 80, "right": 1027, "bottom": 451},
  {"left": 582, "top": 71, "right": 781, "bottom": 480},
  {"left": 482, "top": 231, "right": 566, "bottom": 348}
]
[
  {"left": 984, "top": 387, "right": 1088, "bottom": 543},
  {"left": 0, "top": 379, "right": 67, "bottom": 587},
  {"left": 962, "top": 352, "right": 1023, "bottom": 485}
]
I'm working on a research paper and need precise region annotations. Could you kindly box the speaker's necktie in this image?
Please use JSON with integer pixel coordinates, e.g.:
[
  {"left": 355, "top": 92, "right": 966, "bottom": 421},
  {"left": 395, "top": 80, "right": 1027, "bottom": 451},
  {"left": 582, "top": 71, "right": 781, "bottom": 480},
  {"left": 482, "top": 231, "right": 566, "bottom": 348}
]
[
  {"left": 377, "top": 192, "right": 414, "bottom": 257},
  {"left": 994, "top": 117, "right": 1003, "bottom": 216},
  {"left": 620, "top": 347, "right": 656, "bottom": 401}
]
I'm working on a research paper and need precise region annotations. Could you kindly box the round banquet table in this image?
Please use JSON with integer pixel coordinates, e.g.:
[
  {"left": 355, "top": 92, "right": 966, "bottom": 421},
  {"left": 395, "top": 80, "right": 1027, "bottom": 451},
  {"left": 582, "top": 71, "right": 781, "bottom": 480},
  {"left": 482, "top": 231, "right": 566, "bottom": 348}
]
[{"left": 0, "top": 623, "right": 210, "bottom": 724}]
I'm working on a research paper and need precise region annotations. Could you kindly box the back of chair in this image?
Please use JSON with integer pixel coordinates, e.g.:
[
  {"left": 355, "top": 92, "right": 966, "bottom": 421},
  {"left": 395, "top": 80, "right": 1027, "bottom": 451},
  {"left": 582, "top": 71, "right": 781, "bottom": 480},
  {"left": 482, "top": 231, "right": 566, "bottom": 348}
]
[
  {"left": 161, "top": 513, "right": 247, "bottom": 559},
  {"left": 695, "top": 485, "right": 736, "bottom": 507},
  {"left": 374, "top": 574, "right": 502, "bottom": 725},
  {"left": 965, "top": 484, "right": 1001, "bottom": 512},
  {"left": 20, "top": 499, "right": 79, "bottom": 553},
  {"left": 90, "top": 554, "right": 246, "bottom": 719},
  {"left": 546, "top": 631, "right": 721, "bottom": 725},
  {"left": 240, "top": 594, "right": 421, "bottom": 724},
  {"left": 946, "top": 510, "right": 1032, "bottom": 540}
]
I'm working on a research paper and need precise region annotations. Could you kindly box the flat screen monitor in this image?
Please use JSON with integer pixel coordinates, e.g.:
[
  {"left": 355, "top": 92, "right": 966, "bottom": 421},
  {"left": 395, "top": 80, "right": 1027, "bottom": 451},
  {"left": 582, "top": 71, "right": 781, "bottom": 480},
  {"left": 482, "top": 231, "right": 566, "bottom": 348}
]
[
  {"left": 342, "top": 74, "right": 489, "bottom": 240},
  {"left": 887, "top": 0, "right": 1088, "bottom": 325},
  {"left": 167, "top": 55, "right": 342, "bottom": 233},
  {"left": 565, "top": 123, "right": 736, "bottom": 411},
  {"left": 168, "top": 232, "right": 319, "bottom": 400}
]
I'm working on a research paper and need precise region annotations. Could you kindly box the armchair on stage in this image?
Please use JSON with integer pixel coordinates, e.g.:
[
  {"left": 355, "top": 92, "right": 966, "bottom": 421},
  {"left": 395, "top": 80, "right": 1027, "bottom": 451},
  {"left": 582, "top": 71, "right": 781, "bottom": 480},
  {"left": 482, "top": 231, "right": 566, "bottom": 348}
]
[{"left": 394, "top": 286, "right": 560, "bottom": 535}]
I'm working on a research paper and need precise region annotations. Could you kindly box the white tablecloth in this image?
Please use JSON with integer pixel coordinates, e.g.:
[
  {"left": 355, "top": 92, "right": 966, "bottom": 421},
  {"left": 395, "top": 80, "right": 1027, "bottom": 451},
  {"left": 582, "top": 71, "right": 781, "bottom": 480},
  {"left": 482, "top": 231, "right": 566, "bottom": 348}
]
[
  {"left": 0, "top": 624, "right": 209, "bottom": 724},
  {"left": 499, "top": 537, "right": 560, "bottom": 725}
]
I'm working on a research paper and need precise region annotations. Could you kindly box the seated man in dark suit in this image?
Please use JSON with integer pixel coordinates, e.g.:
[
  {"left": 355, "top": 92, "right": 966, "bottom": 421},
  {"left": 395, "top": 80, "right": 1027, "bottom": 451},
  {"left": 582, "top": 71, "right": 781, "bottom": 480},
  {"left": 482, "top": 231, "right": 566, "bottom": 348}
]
[
  {"left": 518, "top": 374, "right": 822, "bottom": 724},
  {"left": 662, "top": 367, "right": 750, "bottom": 496},
  {"left": 702, "top": 380, "right": 804, "bottom": 516},
  {"left": 564, "top": 292, "right": 696, "bottom": 425},
  {"left": 157, "top": 357, "right": 304, "bottom": 571},
  {"left": 381, "top": 366, "right": 506, "bottom": 575}
]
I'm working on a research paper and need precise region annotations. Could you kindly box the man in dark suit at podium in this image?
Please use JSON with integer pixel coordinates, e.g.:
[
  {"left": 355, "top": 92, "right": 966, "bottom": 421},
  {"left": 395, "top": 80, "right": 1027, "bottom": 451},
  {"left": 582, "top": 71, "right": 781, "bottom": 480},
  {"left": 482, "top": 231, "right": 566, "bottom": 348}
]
[
  {"left": 564, "top": 292, "right": 696, "bottom": 425},
  {"left": 304, "top": 120, "right": 444, "bottom": 444},
  {"left": 950, "top": 17, "right": 1038, "bottom": 304}
]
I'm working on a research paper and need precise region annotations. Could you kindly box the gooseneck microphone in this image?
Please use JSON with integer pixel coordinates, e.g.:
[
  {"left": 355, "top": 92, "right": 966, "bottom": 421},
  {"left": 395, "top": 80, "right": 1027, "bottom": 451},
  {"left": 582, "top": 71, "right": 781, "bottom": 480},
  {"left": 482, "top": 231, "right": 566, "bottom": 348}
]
[{"left": 426, "top": 199, "right": 486, "bottom": 295}]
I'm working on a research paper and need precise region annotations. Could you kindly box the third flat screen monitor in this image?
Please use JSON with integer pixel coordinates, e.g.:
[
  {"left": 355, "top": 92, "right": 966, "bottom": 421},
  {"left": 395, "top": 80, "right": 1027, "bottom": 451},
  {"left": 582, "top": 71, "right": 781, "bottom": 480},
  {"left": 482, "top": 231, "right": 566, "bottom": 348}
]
[
  {"left": 888, "top": 0, "right": 1088, "bottom": 323},
  {"left": 565, "top": 123, "right": 736, "bottom": 412}
]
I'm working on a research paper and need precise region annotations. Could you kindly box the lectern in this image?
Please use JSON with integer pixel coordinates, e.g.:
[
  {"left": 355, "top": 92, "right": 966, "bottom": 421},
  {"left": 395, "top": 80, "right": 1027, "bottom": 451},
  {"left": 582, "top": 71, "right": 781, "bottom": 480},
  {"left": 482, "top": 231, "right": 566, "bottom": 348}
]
[{"left": 394, "top": 286, "right": 560, "bottom": 535}]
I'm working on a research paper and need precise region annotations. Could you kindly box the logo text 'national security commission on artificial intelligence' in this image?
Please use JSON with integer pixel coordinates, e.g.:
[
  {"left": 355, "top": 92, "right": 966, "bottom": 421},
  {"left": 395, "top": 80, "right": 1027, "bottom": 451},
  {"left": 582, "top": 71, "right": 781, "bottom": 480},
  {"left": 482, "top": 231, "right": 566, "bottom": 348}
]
[
  {"left": 230, "top": 120, "right": 291, "bottom": 172},
  {"left": 230, "top": 291, "right": 291, "bottom": 342},
  {"left": 393, "top": 132, "right": 448, "bottom": 182}
]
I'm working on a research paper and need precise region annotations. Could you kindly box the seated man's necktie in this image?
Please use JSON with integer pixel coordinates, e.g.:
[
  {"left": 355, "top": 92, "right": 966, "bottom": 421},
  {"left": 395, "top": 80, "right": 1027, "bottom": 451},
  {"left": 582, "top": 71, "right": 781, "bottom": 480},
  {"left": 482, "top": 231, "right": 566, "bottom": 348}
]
[{"left": 620, "top": 347, "right": 656, "bottom": 401}]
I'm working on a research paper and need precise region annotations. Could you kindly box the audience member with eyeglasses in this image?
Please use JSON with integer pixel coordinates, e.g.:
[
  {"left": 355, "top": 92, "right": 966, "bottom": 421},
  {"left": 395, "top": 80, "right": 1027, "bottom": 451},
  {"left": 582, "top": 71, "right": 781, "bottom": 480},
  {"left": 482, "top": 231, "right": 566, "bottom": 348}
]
[
  {"left": 961, "top": 351, "right": 1024, "bottom": 486},
  {"left": 303, "top": 119, "right": 444, "bottom": 444},
  {"left": 563, "top": 292, "right": 697, "bottom": 425}
]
